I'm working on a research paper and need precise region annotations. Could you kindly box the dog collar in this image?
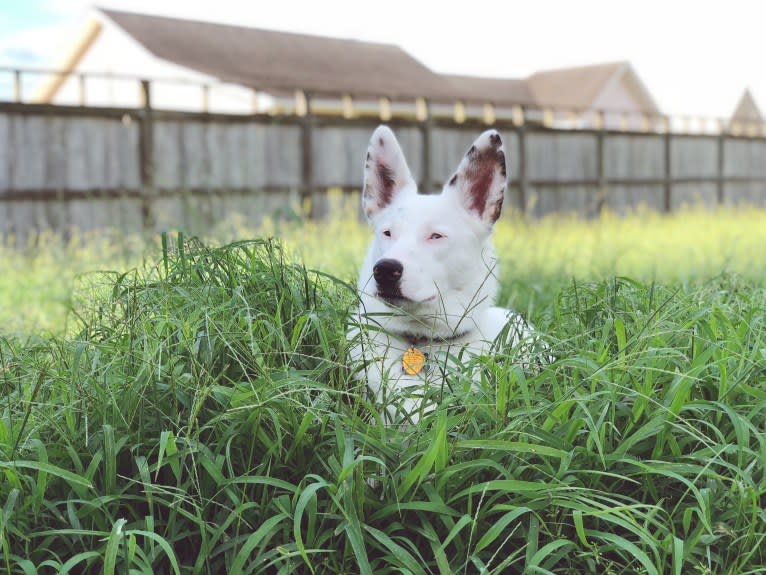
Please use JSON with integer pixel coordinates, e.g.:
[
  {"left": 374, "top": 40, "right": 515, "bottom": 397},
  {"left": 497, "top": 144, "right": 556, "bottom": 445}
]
[
  {"left": 400, "top": 328, "right": 474, "bottom": 347},
  {"left": 398, "top": 328, "right": 474, "bottom": 375}
]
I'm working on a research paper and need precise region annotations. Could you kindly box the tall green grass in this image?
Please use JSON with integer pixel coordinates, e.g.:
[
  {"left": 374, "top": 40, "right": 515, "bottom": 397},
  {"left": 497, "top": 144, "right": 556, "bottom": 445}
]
[
  {"left": 1, "top": 233, "right": 765, "bottom": 573},
  {"left": 4, "top": 202, "right": 766, "bottom": 336}
]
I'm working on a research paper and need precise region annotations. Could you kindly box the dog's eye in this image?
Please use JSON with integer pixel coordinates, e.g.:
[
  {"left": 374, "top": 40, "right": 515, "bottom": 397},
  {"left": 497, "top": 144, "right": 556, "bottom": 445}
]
[
  {"left": 382, "top": 230, "right": 392, "bottom": 237},
  {"left": 429, "top": 232, "right": 444, "bottom": 240}
]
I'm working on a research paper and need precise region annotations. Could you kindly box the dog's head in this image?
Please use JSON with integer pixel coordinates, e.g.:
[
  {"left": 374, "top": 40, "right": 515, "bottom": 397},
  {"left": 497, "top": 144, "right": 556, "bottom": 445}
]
[{"left": 359, "top": 125, "right": 508, "bottom": 335}]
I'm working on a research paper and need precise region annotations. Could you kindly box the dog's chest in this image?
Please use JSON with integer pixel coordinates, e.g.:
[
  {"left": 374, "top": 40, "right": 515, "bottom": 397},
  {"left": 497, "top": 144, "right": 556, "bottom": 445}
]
[{"left": 359, "top": 329, "right": 490, "bottom": 397}]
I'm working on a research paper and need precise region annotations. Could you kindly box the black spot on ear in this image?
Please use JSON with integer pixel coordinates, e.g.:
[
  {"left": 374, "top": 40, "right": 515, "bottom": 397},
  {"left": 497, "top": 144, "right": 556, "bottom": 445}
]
[
  {"left": 366, "top": 151, "right": 371, "bottom": 161},
  {"left": 467, "top": 145, "right": 476, "bottom": 157},
  {"left": 490, "top": 197, "right": 504, "bottom": 223},
  {"left": 448, "top": 173, "right": 458, "bottom": 186},
  {"left": 379, "top": 137, "right": 385, "bottom": 147},
  {"left": 489, "top": 133, "right": 502, "bottom": 148},
  {"left": 497, "top": 150, "right": 506, "bottom": 178}
]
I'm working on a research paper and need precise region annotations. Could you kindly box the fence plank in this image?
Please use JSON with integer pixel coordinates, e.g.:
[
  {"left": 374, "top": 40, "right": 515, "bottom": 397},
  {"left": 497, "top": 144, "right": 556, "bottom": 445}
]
[
  {"left": 14, "top": 116, "right": 47, "bottom": 189},
  {"left": 605, "top": 135, "right": 664, "bottom": 179},
  {"left": 527, "top": 133, "right": 597, "bottom": 181},
  {"left": 2, "top": 102, "right": 766, "bottom": 239},
  {"left": 529, "top": 185, "right": 594, "bottom": 216},
  {"left": 671, "top": 183, "right": 718, "bottom": 210},
  {"left": 267, "top": 124, "right": 302, "bottom": 187},
  {"left": 671, "top": 136, "right": 717, "bottom": 178},
  {"left": 724, "top": 182, "right": 766, "bottom": 206},
  {"left": 112, "top": 118, "right": 141, "bottom": 188},
  {"left": 0, "top": 113, "right": 8, "bottom": 190},
  {"left": 605, "top": 185, "right": 665, "bottom": 214},
  {"left": 153, "top": 120, "right": 182, "bottom": 188}
]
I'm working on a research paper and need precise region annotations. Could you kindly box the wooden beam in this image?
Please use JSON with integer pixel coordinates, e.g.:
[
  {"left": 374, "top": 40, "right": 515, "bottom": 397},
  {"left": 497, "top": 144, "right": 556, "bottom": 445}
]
[
  {"left": 378, "top": 97, "right": 391, "bottom": 121},
  {"left": 201, "top": 84, "right": 210, "bottom": 113},
  {"left": 454, "top": 101, "right": 466, "bottom": 124},
  {"left": 596, "top": 120, "right": 607, "bottom": 215},
  {"left": 295, "top": 90, "right": 308, "bottom": 117},
  {"left": 13, "top": 70, "right": 21, "bottom": 103},
  {"left": 517, "top": 125, "right": 528, "bottom": 214},
  {"left": 717, "top": 131, "right": 726, "bottom": 205},
  {"left": 542, "top": 108, "right": 554, "bottom": 128},
  {"left": 138, "top": 79, "right": 155, "bottom": 231},
  {"left": 33, "top": 17, "right": 102, "bottom": 103},
  {"left": 342, "top": 94, "right": 354, "bottom": 119},
  {"left": 511, "top": 105, "right": 525, "bottom": 127},
  {"left": 483, "top": 103, "right": 496, "bottom": 125},
  {"left": 77, "top": 74, "right": 86, "bottom": 106},
  {"left": 300, "top": 92, "right": 315, "bottom": 216},
  {"left": 420, "top": 99, "right": 432, "bottom": 193},
  {"left": 663, "top": 129, "right": 672, "bottom": 212},
  {"left": 415, "top": 97, "right": 428, "bottom": 122}
]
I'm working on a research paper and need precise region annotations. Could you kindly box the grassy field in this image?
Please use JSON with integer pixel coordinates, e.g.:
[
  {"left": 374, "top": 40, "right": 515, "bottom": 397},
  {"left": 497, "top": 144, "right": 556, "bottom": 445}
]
[
  {"left": 1, "top": 206, "right": 766, "bottom": 573},
  {"left": 4, "top": 203, "right": 766, "bottom": 336}
]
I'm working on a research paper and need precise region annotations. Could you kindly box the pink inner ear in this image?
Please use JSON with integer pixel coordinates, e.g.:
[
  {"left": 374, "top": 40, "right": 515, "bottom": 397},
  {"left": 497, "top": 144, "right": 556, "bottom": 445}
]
[
  {"left": 463, "top": 146, "right": 504, "bottom": 217},
  {"left": 375, "top": 161, "right": 396, "bottom": 207},
  {"left": 469, "top": 171, "right": 493, "bottom": 215}
]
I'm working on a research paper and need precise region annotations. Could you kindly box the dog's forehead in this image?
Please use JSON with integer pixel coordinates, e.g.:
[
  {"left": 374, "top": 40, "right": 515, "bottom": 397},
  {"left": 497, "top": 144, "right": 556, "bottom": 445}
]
[{"left": 376, "top": 193, "right": 455, "bottom": 227}]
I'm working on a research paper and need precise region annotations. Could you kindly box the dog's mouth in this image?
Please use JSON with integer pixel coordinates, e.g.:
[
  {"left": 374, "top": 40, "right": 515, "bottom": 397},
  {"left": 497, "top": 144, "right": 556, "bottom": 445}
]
[
  {"left": 376, "top": 291, "right": 436, "bottom": 307},
  {"left": 376, "top": 289, "right": 408, "bottom": 306}
]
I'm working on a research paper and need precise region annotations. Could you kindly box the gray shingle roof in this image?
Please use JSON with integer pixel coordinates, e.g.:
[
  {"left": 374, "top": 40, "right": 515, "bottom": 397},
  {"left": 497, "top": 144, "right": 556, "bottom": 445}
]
[
  {"left": 527, "top": 60, "right": 659, "bottom": 114},
  {"left": 527, "top": 61, "right": 626, "bottom": 109},
  {"left": 101, "top": 8, "right": 456, "bottom": 101},
  {"left": 99, "top": 9, "right": 658, "bottom": 113},
  {"left": 442, "top": 74, "right": 535, "bottom": 106}
]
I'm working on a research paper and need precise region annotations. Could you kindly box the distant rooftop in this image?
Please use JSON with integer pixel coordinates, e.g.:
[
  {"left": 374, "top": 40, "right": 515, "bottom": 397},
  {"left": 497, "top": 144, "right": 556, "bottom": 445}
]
[
  {"left": 46, "top": 8, "right": 664, "bottom": 115},
  {"left": 101, "top": 8, "right": 457, "bottom": 102},
  {"left": 730, "top": 88, "right": 762, "bottom": 122}
]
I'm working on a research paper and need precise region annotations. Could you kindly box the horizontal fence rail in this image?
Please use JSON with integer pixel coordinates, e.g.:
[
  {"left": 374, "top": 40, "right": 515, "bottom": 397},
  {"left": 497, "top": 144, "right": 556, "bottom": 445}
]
[{"left": 1, "top": 71, "right": 766, "bottom": 240}]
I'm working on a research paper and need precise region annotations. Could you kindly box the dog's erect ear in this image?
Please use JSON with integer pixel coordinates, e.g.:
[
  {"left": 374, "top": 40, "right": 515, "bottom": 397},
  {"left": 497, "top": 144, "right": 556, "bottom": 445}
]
[
  {"left": 363, "top": 125, "right": 416, "bottom": 219},
  {"left": 445, "top": 130, "right": 507, "bottom": 225}
]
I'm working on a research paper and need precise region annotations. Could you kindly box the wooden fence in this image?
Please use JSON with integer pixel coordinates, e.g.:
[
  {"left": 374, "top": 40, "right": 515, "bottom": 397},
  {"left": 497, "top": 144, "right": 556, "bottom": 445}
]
[{"left": 2, "top": 80, "right": 766, "bottom": 240}]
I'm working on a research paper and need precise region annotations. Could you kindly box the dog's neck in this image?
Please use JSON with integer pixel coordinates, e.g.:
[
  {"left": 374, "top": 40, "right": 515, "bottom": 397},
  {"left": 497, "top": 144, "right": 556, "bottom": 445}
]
[{"left": 396, "top": 326, "right": 476, "bottom": 348}]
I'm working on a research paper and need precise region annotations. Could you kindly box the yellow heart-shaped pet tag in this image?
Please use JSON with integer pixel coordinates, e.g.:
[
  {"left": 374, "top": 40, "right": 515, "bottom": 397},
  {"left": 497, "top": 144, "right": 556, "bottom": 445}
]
[{"left": 402, "top": 347, "right": 427, "bottom": 375}]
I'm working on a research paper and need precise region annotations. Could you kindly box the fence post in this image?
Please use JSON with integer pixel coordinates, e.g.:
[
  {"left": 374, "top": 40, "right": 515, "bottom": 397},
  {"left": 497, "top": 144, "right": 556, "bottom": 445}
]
[
  {"left": 517, "top": 114, "right": 528, "bottom": 216},
  {"left": 78, "top": 74, "right": 86, "bottom": 106},
  {"left": 663, "top": 117, "right": 672, "bottom": 213},
  {"left": 595, "top": 111, "right": 606, "bottom": 215},
  {"left": 299, "top": 91, "right": 315, "bottom": 217},
  {"left": 717, "top": 122, "right": 725, "bottom": 205},
  {"left": 419, "top": 98, "right": 433, "bottom": 193},
  {"left": 13, "top": 70, "right": 21, "bottom": 103},
  {"left": 139, "top": 79, "right": 155, "bottom": 231},
  {"left": 201, "top": 84, "right": 210, "bottom": 114}
]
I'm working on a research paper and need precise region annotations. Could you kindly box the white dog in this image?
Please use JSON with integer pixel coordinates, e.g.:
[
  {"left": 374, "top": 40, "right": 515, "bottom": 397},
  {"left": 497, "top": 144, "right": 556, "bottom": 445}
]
[{"left": 349, "top": 125, "right": 537, "bottom": 423}]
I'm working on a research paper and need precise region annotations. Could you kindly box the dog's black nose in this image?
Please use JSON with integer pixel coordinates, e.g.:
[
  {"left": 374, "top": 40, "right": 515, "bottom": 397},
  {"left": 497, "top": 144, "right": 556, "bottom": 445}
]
[{"left": 373, "top": 259, "right": 403, "bottom": 288}]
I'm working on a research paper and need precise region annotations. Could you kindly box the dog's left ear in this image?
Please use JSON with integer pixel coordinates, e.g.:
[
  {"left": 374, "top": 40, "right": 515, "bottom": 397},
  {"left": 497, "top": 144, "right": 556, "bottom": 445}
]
[
  {"left": 363, "top": 125, "right": 416, "bottom": 219},
  {"left": 445, "top": 130, "right": 507, "bottom": 226}
]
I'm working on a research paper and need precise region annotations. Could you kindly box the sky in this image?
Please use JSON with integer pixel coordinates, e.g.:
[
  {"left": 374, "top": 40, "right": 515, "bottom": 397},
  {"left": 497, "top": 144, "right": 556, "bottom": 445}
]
[{"left": 0, "top": 0, "right": 764, "bottom": 118}]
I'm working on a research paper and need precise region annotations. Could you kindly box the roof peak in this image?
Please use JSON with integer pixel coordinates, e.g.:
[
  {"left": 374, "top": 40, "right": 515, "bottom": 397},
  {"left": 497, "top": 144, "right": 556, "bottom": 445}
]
[
  {"left": 731, "top": 87, "right": 762, "bottom": 121},
  {"left": 528, "top": 60, "right": 629, "bottom": 78}
]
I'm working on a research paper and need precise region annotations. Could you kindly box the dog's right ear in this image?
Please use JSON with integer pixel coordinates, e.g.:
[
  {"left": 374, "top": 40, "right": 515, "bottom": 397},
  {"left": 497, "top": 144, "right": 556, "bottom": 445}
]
[
  {"left": 363, "top": 125, "right": 416, "bottom": 219},
  {"left": 445, "top": 129, "right": 507, "bottom": 227}
]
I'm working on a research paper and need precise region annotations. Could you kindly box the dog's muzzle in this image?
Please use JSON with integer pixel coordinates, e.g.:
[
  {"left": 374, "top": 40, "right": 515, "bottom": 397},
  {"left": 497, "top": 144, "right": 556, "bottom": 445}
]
[{"left": 373, "top": 258, "right": 404, "bottom": 300}]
